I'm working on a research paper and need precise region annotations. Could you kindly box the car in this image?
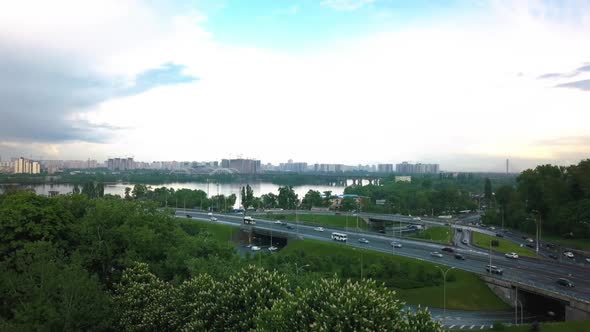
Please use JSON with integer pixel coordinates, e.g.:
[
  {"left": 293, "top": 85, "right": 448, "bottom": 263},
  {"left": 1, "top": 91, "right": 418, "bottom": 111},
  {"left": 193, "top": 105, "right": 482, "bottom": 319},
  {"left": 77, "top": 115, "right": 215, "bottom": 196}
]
[
  {"left": 505, "top": 252, "right": 519, "bottom": 259},
  {"left": 456, "top": 228, "right": 463, "bottom": 232},
  {"left": 274, "top": 220, "right": 283, "bottom": 225},
  {"left": 548, "top": 254, "right": 558, "bottom": 260},
  {"left": 521, "top": 235, "right": 528, "bottom": 240},
  {"left": 486, "top": 265, "right": 504, "bottom": 275},
  {"left": 441, "top": 247, "right": 454, "bottom": 253},
  {"left": 207, "top": 212, "right": 213, "bottom": 216},
  {"left": 495, "top": 233, "right": 504, "bottom": 238},
  {"left": 186, "top": 214, "right": 192, "bottom": 218},
  {"left": 526, "top": 238, "right": 534, "bottom": 243},
  {"left": 563, "top": 251, "right": 575, "bottom": 259},
  {"left": 545, "top": 243, "right": 556, "bottom": 249},
  {"left": 430, "top": 252, "right": 443, "bottom": 258},
  {"left": 454, "top": 254, "right": 465, "bottom": 260},
  {"left": 585, "top": 258, "right": 590, "bottom": 264},
  {"left": 378, "top": 229, "right": 386, "bottom": 234},
  {"left": 251, "top": 246, "right": 261, "bottom": 251},
  {"left": 461, "top": 239, "right": 469, "bottom": 245},
  {"left": 210, "top": 217, "right": 217, "bottom": 221},
  {"left": 358, "top": 238, "right": 369, "bottom": 244},
  {"left": 526, "top": 243, "right": 535, "bottom": 248},
  {"left": 314, "top": 227, "right": 325, "bottom": 232},
  {"left": 557, "top": 278, "right": 574, "bottom": 288},
  {"left": 490, "top": 226, "right": 496, "bottom": 230},
  {"left": 391, "top": 242, "right": 402, "bottom": 248},
  {"left": 268, "top": 246, "right": 278, "bottom": 252},
  {"left": 286, "top": 225, "right": 294, "bottom": 230}
]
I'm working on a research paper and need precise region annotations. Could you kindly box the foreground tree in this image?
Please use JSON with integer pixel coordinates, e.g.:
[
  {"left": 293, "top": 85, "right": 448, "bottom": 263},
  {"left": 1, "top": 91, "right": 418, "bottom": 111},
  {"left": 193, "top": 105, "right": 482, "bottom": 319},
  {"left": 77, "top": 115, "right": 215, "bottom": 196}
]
[{"left": 258, "top": 277, "right": 443, "bottom": 332}]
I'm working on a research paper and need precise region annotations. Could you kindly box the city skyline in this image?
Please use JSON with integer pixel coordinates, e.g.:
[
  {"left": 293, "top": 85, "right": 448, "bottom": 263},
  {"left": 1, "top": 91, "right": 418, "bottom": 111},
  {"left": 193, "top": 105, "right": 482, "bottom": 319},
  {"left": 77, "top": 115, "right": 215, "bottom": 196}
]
[{"left": 1, "top": 1, "right": 590, "bottom": 172}]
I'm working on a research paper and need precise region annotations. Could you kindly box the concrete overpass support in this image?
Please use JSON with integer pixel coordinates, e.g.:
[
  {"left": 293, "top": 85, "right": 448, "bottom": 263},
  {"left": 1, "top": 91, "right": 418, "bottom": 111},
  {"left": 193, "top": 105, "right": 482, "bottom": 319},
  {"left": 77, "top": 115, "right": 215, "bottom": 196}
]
[{"left": 566, "top": 301, "right": 590, "bottom": 321}]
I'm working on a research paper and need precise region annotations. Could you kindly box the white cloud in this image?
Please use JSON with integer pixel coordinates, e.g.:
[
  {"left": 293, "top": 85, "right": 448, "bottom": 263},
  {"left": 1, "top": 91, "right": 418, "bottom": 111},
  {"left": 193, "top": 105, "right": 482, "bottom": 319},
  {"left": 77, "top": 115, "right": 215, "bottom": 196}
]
[
  {"left": 320, "top": 0, "right": 375, "bottom": 11},
  {"left": 2, "top": 0, "right": 590, "bottom": 171}
]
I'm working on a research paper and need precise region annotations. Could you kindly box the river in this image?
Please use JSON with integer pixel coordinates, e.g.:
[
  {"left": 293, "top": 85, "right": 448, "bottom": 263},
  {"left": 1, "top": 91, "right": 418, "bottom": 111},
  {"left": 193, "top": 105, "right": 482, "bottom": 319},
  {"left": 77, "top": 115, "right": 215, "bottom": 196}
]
[{"left": 0, "top": 181, "right": 350, "bottom": 203}]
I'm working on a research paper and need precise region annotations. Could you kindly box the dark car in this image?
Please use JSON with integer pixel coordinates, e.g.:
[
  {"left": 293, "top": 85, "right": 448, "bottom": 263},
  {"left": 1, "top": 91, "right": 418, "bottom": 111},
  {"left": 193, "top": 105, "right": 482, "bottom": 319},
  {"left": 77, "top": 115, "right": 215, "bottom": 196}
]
[
  {"left": 495, "top": 233, "right": 504, "bottom": 238},
  {"left": 526, "top": 243, "right": 535, "bottom": 248},
  {"left": 557, "top": 278, "right": 574, "bottom": 288},
  {"left": 286, "top": 225, "right": 294, "bottom": 230},
  {"left": 456, "top": 228, "right": 463, "bottom": 232},
  {"left": 548, "top": 254, "right": 558, "bottom": 260},
  {"left": 545, "top": 243, "right": 556, "bottom": 249},
  {"left": 441, "top": 247, "right": 454, "bottom": 253},
  {"left": 186, "top": 214, "right": 192, "bottom": 218},
  {"left": 454, "top": 254, "right": 465, "bottom": 260},
  {"left": 378, "top": 229, "right": 386, "bottom": 234}
]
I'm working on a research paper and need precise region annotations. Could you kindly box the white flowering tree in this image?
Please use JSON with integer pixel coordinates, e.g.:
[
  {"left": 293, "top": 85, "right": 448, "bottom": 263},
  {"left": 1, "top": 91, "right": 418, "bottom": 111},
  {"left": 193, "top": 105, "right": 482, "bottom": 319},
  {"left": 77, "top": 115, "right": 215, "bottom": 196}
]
[
  {"left": 258, "top": 277, "right": 444, "bottom": 332},
  {"left": 113, "top": 262, "right": 181, "bottom": 331}
]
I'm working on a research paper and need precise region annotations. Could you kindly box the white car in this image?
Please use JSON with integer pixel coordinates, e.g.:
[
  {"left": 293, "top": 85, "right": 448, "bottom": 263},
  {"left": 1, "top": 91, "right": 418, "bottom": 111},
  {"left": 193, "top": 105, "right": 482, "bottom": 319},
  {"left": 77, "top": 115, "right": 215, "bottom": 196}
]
[
  {"left": 358, "top": 238, "right": 369, "bottom": 244},
  {"left": 585, "top": 258, "right": 590, "bottom": 263},
  {"left": 314, "top": 227, "right": 325, "bottom": 232},
  {"left": 268, "top": 246, "right": 278, "bottom": 252},
  {"left": 274, "top": 220, "right": 283, "bottom": 225},
  {"left": 251, "top": 246, "right": 261, "bottom": 251},
  {"left": 210, "top": 217, "right": 217, "bottom": 221},
  {"left": 430, "top": 252, "right": 443, "bottom": 258},
  {"left": 391, "top": 242, "right": 402, "bottom": 248},
  {"left": 505, "top": 252, "right": 519, "bottom": 259},
  {"left": 563, "top": 251, "right": 575, "bottom": 259},
  {"left": 461, "top": 239, "right": 469, "bottom": 245},
  {"left": 208, "top": 212, "right": 213, "bottom": 216}
]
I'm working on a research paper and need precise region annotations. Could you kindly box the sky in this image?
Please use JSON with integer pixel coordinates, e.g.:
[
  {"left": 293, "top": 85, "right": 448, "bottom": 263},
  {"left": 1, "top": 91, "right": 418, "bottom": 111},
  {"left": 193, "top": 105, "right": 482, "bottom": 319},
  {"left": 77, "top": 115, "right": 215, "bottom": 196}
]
[{"left": 1, "top": 0, "right": 590, "bottom": 172}]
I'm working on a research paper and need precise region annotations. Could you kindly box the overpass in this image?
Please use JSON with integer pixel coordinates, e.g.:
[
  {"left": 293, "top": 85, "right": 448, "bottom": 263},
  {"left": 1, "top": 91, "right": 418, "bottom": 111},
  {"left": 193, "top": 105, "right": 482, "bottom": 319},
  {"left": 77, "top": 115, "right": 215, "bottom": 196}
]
[{"left": 178, "top": 209, "right": 590, "bottom": 322}]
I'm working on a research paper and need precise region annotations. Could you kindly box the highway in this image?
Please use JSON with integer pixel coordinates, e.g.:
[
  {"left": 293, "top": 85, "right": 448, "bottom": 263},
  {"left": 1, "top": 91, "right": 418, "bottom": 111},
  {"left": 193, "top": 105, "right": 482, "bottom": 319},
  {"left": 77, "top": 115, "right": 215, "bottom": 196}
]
[{"left": 177, "top": 210, "right": 590, "bottom": 305}]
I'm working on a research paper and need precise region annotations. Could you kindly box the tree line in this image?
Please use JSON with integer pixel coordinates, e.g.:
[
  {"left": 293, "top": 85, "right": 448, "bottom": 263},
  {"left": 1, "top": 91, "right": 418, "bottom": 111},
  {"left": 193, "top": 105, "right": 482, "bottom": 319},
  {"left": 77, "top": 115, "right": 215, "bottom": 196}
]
[{"left": 483, "top": 159, "right": 590, "bottom": 239}]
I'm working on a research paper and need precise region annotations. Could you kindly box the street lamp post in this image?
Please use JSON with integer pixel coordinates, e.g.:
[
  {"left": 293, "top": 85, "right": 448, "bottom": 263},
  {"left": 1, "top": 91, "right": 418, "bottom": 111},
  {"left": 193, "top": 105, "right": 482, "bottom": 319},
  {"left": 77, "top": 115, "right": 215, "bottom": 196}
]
[{"left": 435, "top": 266, "right": 455, "bottom": 317}]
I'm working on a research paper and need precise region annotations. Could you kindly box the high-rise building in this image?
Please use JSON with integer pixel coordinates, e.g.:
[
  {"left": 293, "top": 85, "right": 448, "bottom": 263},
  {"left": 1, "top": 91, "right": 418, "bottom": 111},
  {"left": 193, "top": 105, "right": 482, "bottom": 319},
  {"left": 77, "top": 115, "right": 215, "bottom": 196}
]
[
  {"left": 377, "top": 164, "right": 394, "bottom": 173},
  {"left": 13, "top": 157, "right": 40, "bottom": 174},
  {"left": 395, "top": 162, "right": 439, "bottom": 174},
  {"left": 221, "top": 158, "right": 261, "bottom": 174},
  {"left": 106, "top": 157, "right": 135, "bottom": 171}
]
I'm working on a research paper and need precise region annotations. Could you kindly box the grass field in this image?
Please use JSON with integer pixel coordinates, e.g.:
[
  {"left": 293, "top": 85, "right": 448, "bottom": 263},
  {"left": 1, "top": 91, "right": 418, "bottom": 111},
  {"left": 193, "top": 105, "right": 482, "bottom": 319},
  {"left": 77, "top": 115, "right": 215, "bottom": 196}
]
[
  {"left": 481, "top": 320, "right": 590, "bottom": 332},
  {"left": 409, "top": 226, "right": 453, "bottom": 244},
  {"left": 472, "top": 232, "right": 536, "bottom": 258},
  {"left": 278, "top": 239, "right": 509, "bottom": 311},
  {"left": 272, "top": 214, "right": 369, "bottom": 230},
  {"left": 177, "top": 218, "right": 236, "bottom": 245}
]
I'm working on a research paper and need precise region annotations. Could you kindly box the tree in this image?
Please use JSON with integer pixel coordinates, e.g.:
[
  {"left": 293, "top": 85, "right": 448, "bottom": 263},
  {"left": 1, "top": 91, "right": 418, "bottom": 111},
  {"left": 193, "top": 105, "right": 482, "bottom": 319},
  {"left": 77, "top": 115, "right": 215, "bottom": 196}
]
[
  {"left": 261, "top": 193, "right": 278, "bottom": 209},
  {"left": 114, "top": 262, "right": 180, "bottom": 331},
  {"left": 322, "top": 190, "right": 333, "bottom": 206},
  {"left": 241, "top": 184, "right": 254, "bottom": 210},
  {"left": 301, "top": 190, "right": 323, "bottom": 210},
  {"left": 0, "top": 242, "right": 112, "bottom": 331},
  {"left": 0, "top": 192, "right": 75, "bottom": 259},
  {"left": 258, "top": 277, "right": 443, "bottom": 332},
  {"left": 132, "top": 184, "right": 148, "bottom": 199},
  {"left": 72, "top": 184, "right": 80, "bottom": 194},
  {"left": 278, "top": 186, "right": 298, "bottom": 210},
  {"left": 124, "top": 187, "right": 131, "bottom": 200}
]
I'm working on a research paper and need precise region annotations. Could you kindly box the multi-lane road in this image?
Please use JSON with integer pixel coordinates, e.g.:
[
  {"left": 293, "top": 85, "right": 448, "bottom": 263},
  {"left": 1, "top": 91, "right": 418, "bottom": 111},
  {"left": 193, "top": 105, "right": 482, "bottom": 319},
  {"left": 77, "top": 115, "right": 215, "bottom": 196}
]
[{"left": 177, "top": 210, "right": 590, "bottom": 304}]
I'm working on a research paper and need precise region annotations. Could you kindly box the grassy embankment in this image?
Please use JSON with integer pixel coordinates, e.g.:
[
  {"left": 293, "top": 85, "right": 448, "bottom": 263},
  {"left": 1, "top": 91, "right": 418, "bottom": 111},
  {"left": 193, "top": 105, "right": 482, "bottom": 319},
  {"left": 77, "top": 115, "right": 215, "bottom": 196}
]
[
  {"left": 472, "top": 232, "right": 536, "bottom": 258},
  {"left": 192, "top": 221, "right": 508, "bottom": 310},
  {"left": 279, "top": 240, "right": 508, "bottom": 311},
  {"left": 409, "top": 226, "right": 453, "bottom": 244},
  {"left": 272, "top": 214, "right": 369, "bottom": 231}
]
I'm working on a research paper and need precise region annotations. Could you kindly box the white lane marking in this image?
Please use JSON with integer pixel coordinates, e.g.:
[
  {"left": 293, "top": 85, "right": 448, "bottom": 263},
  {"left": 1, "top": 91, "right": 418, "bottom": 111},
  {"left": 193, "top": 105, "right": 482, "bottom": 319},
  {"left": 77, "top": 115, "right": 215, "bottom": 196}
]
[
  {"left": 449, "top": 325, "right": 456, "bottom": 329},
  {"left": 460, "top": 325, "right": 465, "bottom": 329},
  {"left": 480, "top": 325, "right": 485, "bottom": 330},
  {"left": 470, "top": 325, "right": 475, "bottom": 329}
]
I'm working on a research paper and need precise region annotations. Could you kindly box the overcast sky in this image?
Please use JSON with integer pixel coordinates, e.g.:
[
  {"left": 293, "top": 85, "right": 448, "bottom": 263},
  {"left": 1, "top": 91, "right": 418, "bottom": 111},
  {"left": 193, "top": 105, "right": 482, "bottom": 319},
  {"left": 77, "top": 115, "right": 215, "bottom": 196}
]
[{"left": 1, "top": 0, "right": 590, "bottom": 172}]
